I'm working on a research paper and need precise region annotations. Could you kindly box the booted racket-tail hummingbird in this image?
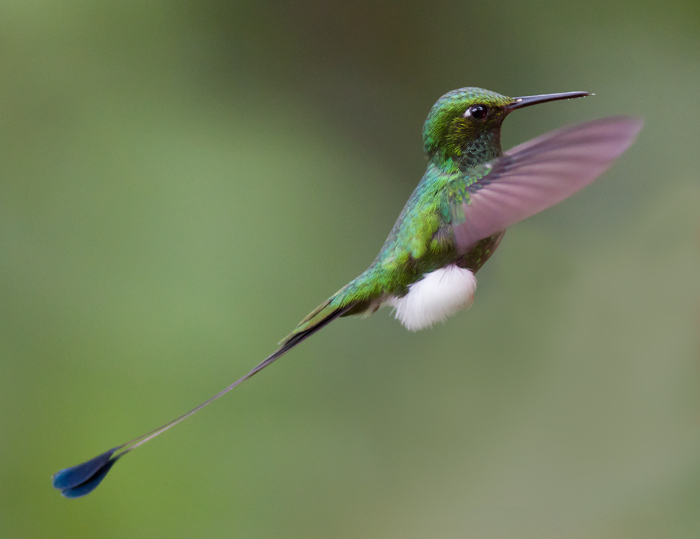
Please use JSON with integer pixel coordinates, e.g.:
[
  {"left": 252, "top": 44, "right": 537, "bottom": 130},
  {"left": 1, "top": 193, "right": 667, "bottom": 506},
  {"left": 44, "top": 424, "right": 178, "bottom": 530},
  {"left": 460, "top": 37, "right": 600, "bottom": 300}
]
[{"left": 52, "top": 87, "right": 642, "bottom": 497}]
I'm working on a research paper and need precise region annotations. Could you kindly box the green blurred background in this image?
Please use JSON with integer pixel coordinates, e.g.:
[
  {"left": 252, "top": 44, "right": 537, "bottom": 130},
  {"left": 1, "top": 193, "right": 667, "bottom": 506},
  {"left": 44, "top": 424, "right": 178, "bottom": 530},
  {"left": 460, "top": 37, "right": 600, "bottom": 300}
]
[{"left": 2, "top": 1, "right": 699, "bottom": 537}]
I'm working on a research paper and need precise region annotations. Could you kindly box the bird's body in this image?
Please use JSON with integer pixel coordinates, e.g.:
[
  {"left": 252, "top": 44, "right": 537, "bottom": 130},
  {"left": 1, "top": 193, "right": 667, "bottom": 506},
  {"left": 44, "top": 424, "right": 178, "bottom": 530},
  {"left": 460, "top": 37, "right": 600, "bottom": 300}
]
[
  {"left": 287, "top": 89, "right": 516, "bottom": 334},
  {"left": 52, "top": 87, "right": 643, "bottom": 498},
  {"left": 287, "top": 159, "right": 506, "bottom": 334}
]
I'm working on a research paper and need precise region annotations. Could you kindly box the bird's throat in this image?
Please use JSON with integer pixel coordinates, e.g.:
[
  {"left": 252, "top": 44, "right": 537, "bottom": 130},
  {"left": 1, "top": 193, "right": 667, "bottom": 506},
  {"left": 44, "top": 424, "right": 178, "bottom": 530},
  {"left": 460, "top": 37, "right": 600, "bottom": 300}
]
[
  {"left": 455, "top": 130, "right": 502, "bottom": 170},
  {"left": 436, "top": 128, "right": 503, "bottom": 171}
]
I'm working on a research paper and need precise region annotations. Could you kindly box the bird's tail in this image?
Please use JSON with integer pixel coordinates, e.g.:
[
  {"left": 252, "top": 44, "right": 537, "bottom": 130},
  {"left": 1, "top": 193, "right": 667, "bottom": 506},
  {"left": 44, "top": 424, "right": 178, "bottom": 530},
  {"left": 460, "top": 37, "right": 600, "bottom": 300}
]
[{"left": 52, "top": 295, "right": 358, "bottom": 498}]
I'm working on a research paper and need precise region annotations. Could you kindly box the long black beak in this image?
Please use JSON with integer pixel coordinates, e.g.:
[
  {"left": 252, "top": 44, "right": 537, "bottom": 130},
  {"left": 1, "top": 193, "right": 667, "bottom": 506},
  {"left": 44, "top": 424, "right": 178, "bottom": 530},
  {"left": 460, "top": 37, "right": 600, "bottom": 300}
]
[{"left": 507, "top": 91, "right": 592, "bottom": 110}]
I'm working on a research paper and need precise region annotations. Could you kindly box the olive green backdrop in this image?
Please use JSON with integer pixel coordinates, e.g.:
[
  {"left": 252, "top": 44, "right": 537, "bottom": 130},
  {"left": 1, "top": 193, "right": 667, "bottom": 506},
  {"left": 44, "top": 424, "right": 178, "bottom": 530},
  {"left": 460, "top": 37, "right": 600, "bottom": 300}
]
[{"left": 2, "top": 1, "right": 699, "bottom": 537}]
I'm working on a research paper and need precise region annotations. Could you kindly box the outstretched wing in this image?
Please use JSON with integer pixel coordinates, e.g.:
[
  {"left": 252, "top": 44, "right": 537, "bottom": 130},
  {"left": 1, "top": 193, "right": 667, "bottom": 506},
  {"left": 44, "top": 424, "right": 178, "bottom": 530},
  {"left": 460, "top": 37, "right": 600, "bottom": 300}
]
[{"left": 447, "top": 116, "right": 643, "bottom": 252}]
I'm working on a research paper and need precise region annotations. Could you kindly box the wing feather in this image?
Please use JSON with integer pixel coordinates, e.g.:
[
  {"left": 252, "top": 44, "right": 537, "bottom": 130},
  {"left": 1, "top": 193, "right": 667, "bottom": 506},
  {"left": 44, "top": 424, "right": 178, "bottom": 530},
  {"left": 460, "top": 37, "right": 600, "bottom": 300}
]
[{"left": 450, "top": 116, "right": 643, "bottom": 252}]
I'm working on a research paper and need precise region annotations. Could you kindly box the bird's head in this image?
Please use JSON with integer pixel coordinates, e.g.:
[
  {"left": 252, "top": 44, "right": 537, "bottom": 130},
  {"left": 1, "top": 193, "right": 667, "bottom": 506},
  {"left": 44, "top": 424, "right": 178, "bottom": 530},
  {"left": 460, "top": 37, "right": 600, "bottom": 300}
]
[{"left": 422, "top": 87, "right": 591, "bottom": 168}]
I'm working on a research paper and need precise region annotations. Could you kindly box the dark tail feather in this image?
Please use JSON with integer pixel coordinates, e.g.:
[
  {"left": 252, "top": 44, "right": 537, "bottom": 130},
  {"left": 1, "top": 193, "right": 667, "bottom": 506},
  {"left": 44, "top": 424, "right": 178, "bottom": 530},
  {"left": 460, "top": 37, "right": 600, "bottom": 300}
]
[
  {"left": 52, "top": 448, "right": 122, "bottom": 498},
  {"left": 52, "top": 303, "right": 354, "bottom": 498}
]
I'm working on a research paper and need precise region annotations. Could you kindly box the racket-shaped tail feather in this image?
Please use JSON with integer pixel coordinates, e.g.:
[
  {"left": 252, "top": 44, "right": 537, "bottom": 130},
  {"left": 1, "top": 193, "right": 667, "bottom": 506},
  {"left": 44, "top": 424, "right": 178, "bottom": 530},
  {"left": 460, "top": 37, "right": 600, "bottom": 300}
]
[{"left": 51, "top": 300, "right": 356, "bottom": 498}]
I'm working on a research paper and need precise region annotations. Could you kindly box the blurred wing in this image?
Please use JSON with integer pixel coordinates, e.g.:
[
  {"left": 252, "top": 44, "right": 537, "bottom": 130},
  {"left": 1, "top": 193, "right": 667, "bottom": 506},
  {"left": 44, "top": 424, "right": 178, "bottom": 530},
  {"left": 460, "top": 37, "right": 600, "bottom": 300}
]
[{"left": 448, "top": 116, "right": 643, "bottom": 252}]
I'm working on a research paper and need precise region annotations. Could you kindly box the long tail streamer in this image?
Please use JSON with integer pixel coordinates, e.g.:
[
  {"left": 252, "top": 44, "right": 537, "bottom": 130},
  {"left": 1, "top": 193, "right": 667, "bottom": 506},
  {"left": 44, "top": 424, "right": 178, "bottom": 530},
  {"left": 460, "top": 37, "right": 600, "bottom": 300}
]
[{"left": 52, "top": 306, "right": 350, "bottom": 498}]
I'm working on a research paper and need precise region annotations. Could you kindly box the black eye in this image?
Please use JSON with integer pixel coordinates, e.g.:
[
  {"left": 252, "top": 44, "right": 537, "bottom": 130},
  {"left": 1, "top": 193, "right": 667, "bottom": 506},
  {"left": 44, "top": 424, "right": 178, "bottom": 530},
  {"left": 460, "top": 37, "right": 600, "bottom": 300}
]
[{"left": 467, "top": 104, "right": 488, "bottom": 120}]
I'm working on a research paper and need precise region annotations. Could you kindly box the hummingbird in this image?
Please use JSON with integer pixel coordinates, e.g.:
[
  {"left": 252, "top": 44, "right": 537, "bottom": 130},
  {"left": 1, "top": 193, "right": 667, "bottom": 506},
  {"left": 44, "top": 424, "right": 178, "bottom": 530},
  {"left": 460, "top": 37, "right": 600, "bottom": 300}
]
[{"left": 52, "top": 87, "right": 642, "bottom": 497}]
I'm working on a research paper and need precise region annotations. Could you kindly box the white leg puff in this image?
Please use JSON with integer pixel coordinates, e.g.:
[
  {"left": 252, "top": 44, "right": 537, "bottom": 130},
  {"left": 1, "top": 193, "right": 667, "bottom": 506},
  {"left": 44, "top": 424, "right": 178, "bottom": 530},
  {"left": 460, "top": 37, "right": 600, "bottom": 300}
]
[{"left": 387, "top": 265, "right": 477, "bottom": 331}]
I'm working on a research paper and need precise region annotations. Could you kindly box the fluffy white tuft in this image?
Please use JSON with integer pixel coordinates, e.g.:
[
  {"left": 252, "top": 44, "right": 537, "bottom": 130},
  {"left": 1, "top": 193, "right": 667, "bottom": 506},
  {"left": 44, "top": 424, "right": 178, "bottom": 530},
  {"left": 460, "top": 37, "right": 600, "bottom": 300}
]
[{"left": 387, "top": 265, "right": 477, "bottom": 331}]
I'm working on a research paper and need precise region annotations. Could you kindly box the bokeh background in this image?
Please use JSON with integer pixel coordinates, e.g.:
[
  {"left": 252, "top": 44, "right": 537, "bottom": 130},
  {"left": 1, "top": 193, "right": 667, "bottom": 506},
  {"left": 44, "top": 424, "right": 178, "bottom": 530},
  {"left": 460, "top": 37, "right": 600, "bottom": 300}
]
[{"left": 2, "top": 1, "right": 699, "bottom": 537}]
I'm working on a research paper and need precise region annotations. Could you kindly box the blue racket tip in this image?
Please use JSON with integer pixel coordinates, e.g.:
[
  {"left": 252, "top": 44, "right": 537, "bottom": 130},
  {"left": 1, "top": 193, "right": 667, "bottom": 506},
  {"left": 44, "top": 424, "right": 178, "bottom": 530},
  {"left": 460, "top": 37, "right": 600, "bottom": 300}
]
[{"left": 52, "top": 447, "right": 121, "bottom": 498}]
